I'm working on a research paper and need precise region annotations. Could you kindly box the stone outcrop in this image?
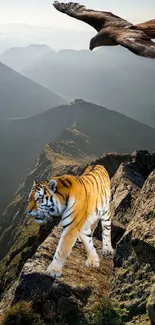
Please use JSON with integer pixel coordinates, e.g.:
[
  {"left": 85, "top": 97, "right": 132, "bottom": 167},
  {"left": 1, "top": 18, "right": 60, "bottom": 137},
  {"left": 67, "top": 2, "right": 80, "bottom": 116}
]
[{"left": 110, "top": 150, "right": 155, "bottom": 226}]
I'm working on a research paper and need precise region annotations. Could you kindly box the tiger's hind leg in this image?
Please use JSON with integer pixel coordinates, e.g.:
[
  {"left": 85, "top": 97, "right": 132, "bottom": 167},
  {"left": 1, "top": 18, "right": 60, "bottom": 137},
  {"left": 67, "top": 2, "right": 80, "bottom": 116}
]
[
  {"left": 101, "top": 209, "right": 114, "bottom": 257},
  {"left": 79, "top": 227, "right": 100, "bottom": 268}
]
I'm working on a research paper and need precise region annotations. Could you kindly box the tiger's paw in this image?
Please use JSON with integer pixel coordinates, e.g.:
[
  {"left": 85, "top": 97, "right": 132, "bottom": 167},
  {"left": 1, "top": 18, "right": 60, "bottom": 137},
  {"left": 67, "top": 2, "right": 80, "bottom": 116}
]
[
  {"left": 102, "top": 247, "right": 114, "bottom": 258},
  {"left": 46, "top": 265, "right": 62, "bottom": 278},
  {"left": 85, "top": 255, "right": 100, "bottom": 268}
]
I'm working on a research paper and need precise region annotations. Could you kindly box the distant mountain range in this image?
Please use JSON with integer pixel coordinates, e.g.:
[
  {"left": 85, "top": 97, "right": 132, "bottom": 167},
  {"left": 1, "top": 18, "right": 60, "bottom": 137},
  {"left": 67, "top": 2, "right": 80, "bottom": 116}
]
[
  {"left": 1, "top": 99, "right": 155, "bottom": 215},
  {"left": 2, "top": 45, "right": 153, "bottom": 127},
  {"left": 0, "top": 23, "right": 93, "bottom": 53},
  {"left": 0, "top": 62, "right": 66, "bottom": 118},
  {"left": 0, "top": 44, "right": 55, "bottom": 72}
]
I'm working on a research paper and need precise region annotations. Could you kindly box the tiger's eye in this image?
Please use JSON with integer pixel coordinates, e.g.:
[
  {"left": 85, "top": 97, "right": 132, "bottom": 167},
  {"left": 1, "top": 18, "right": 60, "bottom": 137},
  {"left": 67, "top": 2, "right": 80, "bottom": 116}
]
[{"left": 37, "top": 197, "right": 42, "bottom": 203}]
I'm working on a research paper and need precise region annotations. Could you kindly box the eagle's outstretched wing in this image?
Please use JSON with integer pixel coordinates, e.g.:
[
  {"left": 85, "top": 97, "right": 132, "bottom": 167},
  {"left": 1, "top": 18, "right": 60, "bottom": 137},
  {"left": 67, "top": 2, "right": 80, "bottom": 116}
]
[
  {"left": 53, "top": 1, "right": 155, "bottom": 59},
  {"left": 53, "top": 1, "right": 132, "bottom": 32},
  {"left": 117, "top": 31, "right": 155, "bottom": 59}
]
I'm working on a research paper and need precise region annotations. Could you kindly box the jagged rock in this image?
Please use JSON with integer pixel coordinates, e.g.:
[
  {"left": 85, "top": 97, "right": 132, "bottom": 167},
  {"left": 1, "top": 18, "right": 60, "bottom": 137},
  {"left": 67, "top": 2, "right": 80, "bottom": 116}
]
[
  {"left": 91, "top": 152, "right": 132, "bottom": 178},
  {"left": 111, "top": 162, "right": 142, "bottom": 226},
  {"left": 110, "top": 150, "right": 155, "bottom": 227},
  {"left": 110, "top": 169, "right": 155, "bottom": 323},
  {"left": 95, "top": 150, "right": 155, "bottom": 246}
]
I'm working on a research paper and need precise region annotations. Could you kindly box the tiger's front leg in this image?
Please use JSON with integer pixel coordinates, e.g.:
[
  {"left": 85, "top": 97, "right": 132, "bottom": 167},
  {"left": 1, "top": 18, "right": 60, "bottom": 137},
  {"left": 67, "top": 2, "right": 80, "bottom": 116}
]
[{"left": 46, "top": 229, "right": 79, "bottom": 278}]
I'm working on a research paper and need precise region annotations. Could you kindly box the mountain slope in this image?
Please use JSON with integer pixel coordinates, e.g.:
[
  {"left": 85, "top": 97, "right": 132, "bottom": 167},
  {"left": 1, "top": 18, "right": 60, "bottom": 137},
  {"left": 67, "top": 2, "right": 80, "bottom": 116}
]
[
  {"left": 0, "top": 100, "right": 155, "bottom": 215},
  {"left": 0, "top": 62, "right": 66, "bottom": 118},
  {"left": 22, "top": 47, "right": 155, "bottom": 127}
]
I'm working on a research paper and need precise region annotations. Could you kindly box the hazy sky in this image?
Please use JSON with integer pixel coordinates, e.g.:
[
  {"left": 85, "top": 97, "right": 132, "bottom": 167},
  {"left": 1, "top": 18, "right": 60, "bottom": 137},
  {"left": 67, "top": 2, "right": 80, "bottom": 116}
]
[{"left": 0, "top": 0, "right": 155, "bottom": 29}]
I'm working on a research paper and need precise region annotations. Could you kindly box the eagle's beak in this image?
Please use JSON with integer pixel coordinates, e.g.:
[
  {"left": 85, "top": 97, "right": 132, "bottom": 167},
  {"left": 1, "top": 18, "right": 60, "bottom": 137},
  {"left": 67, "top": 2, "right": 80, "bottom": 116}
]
[{"left": 89, "top": 43, "right": 94, "bottom": 51}]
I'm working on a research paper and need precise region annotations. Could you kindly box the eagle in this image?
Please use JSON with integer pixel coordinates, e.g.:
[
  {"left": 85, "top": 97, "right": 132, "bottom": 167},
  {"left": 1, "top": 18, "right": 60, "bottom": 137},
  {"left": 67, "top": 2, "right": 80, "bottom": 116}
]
[{"left": 53, "top": 1, "right": 155, "bottom": 59}]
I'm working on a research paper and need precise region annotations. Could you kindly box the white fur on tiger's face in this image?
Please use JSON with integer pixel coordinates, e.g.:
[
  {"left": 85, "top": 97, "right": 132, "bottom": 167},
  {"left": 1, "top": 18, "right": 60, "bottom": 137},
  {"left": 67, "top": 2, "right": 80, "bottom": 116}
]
[{"left": 27, "top": 165, "right": 114, "bottom": 278}]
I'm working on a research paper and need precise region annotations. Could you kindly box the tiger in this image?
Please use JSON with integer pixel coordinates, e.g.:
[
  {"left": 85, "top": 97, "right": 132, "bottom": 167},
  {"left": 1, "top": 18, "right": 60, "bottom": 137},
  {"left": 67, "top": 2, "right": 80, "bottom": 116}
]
[{"left": 27, "top": 164, "right": 113, "bottom": 278}]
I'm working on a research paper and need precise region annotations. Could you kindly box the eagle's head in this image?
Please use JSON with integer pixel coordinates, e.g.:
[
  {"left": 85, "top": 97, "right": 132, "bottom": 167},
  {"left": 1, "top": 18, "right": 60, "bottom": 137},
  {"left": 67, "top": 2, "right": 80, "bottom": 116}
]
[
  {"left": 89, "top": 33, "right": 106, "bottom": 51},
  {"left": 89, "top": 32, "right": 117, "bottom": 50}
]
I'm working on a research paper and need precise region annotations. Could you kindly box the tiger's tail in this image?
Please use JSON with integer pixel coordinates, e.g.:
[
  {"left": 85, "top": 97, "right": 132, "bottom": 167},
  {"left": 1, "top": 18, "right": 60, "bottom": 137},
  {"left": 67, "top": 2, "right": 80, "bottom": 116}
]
[{"left": 130, "top": 19, "right": 155, "bottom": 39}]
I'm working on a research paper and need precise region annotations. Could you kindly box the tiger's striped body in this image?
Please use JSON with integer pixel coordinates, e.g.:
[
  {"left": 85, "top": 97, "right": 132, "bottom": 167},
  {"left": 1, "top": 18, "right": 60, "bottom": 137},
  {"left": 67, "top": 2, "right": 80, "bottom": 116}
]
[{"left": 27, "top": 164, "right": 113, "bottom": 278}]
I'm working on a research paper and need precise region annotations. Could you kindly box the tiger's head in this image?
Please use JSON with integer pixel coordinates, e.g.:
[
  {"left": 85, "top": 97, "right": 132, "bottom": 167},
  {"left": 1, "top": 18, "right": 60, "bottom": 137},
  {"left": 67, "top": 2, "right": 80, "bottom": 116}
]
[{"left": 27, "top": 179, "right": 64, "bottom": 223}]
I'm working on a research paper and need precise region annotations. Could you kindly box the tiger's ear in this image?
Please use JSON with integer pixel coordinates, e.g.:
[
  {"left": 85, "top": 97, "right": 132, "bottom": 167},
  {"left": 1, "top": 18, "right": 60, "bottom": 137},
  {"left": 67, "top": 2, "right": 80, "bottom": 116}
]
[
  {"left": 33, "top": 179, "right": 38, "bottom": 186},
  {"left": 49, "top": 179, "right": 57, "bottom": 192}
]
